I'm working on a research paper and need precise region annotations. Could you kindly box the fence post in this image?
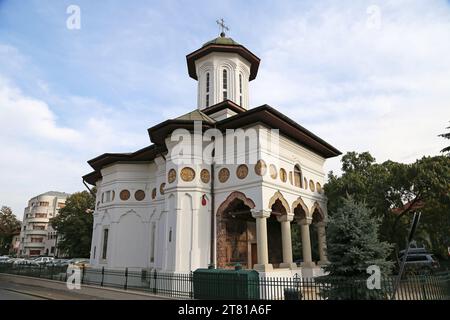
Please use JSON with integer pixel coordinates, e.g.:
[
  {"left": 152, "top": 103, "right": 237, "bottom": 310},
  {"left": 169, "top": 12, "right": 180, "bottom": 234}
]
[
  {"left": 81, "top": 265, "right": 86, "bottom": 284},
  {"left": 101, "top": 266, "right": 105, "bottom": 287},
  {"left": 189, "top": 271, "right": 193, "bottom": 299},
  {"left": 124, "top": 268, "right": 128, "bottom": 290},
  {"left": 38, "top": 264, "right": 42, "bottom": 278},
  {"left": 153, "top": 270, "right": 157, "bottom": 294},
  {"left": 50, "top": 264, "right": 54, "bottom": 280}
]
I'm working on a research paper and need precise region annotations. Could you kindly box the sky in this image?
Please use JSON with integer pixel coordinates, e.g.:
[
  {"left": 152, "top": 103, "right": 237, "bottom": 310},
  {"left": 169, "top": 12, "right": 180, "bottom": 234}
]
[{"left": 0, "top": 0, "right": 449, "bottom": 218}]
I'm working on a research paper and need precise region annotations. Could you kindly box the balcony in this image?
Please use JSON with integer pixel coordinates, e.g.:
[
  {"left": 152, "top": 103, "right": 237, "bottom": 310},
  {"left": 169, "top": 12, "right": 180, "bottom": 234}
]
[
  {"left": 26, "top": 217, "right": 49, "bottom": 223},
  {"left": 24, "top": 229, "right": 47, "bottom": 236},
  {"left": 23, "top": 242, "right": 45, "bottom": 248}
]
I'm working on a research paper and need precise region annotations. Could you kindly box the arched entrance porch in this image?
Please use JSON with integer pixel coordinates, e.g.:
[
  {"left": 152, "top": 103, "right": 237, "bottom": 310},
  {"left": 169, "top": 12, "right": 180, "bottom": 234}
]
[{"left": 216, "top": 192, "right": 257, "bottom": 269}]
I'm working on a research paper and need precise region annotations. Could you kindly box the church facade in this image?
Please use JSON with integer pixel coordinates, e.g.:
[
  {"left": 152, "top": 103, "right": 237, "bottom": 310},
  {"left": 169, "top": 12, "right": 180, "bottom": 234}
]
[{"left": 83, "top": 32, "right": 341, "bottom": 276}]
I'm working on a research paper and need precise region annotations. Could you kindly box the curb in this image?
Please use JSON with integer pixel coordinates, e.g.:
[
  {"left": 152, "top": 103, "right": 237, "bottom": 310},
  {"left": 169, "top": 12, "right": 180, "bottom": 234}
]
[{"left": 0, "top": 273, "right": 182, "bottom": 300}]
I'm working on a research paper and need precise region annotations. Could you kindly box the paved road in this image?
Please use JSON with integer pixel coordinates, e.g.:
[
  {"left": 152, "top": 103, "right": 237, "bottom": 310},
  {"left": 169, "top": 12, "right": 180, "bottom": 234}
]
[
  {"left": 0, "top": 286, "right": 45, "bottom": 300},
  {"left": 0, "top": 274, "right": 170, "bottom": 300}
]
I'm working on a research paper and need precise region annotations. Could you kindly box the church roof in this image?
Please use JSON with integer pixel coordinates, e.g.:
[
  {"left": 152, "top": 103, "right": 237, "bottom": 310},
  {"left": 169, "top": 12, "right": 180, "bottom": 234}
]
[
  {"left": 202, "top": 36, "right": 240, "bottom": 47},
  {"left": 148, "top": 109, "right": 215, "bottom": 145},
  {"left": 84, "top": 104, "right": 341, "bottom": 185},
  {"left": 216, "top": 105, "right": 342, "bottom": 158},
  {"left": 84, "top": 102, "right": 341, "bottom": 185},
  {"left": 148, "top": 102, "right": 341, "bottom": 158},
  {"left": 202, "top": 100, "right": 246, "bottom": 116},
  {"left": 175, "top": 109, "right": 216, "bottom": 122},
  {"left": 87, "top": 144, "right": 165, "bottom": 170},
  {"left": 186, "top": 35, "right": 260, "bottom": 81}
]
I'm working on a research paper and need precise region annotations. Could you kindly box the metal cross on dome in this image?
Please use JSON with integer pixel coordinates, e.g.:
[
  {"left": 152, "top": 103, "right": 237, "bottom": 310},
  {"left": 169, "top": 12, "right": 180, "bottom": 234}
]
[{"left": 216, "top": 18, "right": 229, "bottom": 36}]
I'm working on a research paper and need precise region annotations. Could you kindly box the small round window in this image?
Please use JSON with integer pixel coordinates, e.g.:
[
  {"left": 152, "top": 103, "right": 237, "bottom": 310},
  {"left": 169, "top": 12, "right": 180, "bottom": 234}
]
[
  {"left": 120, "top": 189, "right": 130, "bottom": 201},
  {"left": 135, "top": 190, "right": 145, "bottom": 201}
]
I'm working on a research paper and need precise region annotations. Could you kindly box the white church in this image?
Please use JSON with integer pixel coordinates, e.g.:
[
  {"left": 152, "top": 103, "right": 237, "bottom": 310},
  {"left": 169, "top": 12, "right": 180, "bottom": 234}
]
[{"left": 83, "top": 26, "right": 341, "bottom": 277}]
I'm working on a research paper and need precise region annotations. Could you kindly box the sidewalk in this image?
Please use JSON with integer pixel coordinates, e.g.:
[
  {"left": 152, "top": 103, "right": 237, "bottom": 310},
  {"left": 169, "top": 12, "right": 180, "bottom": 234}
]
[{"left": 0, "top": 273, "right": 177, "bottom": 300}]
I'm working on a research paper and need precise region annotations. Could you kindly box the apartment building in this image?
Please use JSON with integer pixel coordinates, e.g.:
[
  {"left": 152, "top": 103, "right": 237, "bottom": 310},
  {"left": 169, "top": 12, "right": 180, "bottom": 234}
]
[{"left": 19, "top": 191, "right": 70, "bottom": 257}]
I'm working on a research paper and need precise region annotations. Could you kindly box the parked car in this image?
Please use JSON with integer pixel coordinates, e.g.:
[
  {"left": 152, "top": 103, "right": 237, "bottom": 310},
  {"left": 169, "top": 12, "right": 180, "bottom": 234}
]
[
  {"left": 15, "top": 259, "right": 39, "bottom": 266},
  {"left": 48, "top": 259, "right": 70, "bottom": 267},
  {"left": 398, "top": 253, "right": 440, "bottom": 274},
  {"left": 32, "top": 257, "right": 55, "bottom": 265},
  {"left": 0, "top": 257, "right": 10, "bottom": 263},
  {"left": 12, "top": 258, "right": 27, "bottom": 265},
  {"left": 399, "top": 247, "right": 428, "bottom": 256}
]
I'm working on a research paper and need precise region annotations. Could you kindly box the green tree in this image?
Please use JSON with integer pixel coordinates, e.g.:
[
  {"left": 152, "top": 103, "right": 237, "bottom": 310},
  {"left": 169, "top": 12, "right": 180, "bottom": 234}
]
[
  {"left": 325, "top": 152, "right": 450, "bottom": 259},
  {"left": 319, "top": 197, "right": 393, "bottom": 299},
  {"left": 50, "top": 191, "right": 95, "bottom": 258},
  {"left": 0, "top": 206, "right": 21, "bottom": 255},
  {"left": 439, "top": 122, "right": 450, "bottom": 154}
]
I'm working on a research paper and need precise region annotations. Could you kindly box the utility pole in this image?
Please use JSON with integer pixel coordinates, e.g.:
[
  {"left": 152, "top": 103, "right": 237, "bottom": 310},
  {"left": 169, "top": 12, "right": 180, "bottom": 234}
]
[{"left": 391, "top": 211, "right": 421, "bottom": 300}]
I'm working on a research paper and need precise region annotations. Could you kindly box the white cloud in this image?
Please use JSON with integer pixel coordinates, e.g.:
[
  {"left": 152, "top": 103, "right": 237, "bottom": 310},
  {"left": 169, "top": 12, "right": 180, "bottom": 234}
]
[
  {"left": 251, "top": 0, "right": 450, "bottom": 174},
  {"left": 0, "top": 75, "right": 149, "bottom": 217},
  {"left": 0, "top": 77, "right": 81, "bottom": 143}
]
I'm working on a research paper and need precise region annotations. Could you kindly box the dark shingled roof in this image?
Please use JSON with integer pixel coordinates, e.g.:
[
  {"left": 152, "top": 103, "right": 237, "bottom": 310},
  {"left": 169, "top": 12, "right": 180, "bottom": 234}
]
[{"left": 84, "top": 101, "right": 342, "bottom": 185}]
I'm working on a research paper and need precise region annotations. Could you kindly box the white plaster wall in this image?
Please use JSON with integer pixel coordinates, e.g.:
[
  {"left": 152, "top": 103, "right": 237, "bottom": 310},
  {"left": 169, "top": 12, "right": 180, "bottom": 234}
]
[
  {"left": 195, "top": 52, "right": 251, "bottom": 109},
  {"left": 89, "top": 119, "right": 330, "bottom": 272}
]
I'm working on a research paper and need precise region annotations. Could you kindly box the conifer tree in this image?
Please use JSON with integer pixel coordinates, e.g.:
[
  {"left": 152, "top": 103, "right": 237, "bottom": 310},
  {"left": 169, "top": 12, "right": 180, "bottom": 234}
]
[{"left": 319, "top": 197, "right": 393, "bottom": 299}]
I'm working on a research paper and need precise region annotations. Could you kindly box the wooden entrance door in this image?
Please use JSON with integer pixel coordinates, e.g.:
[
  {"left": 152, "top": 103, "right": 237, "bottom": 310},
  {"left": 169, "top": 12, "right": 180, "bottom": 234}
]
[{"left": 251, "top": 243, "right": 258, "bottom": 269}]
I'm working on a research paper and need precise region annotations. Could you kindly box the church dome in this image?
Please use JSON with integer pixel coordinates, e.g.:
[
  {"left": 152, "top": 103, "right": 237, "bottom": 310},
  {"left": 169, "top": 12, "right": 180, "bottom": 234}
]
[
  {"left": 202, "top": 35, "right": 240, "bottom": 47},
  {"left": 186, "top": 34, "right": 260, "bottom": 81}
]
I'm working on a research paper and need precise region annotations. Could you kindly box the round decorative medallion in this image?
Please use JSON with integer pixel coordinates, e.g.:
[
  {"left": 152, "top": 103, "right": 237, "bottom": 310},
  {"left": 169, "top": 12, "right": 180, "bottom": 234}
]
[
  {"left": 218, "top": 168, "right": 230, "bottom": 183},
  {"left": 280, "top": 168, "right": 287, "bottom": 182},
  {"left": 160, "top": 183, "right": 166, "bottom": 195},
  {"left": 236, "top": 164, "right": 248, "bottom": 179},
  {"left": 289, "top": 171, "right": 293, "bottom": 185},
  {"left": 316, "top": 182, "right": 322, "bottom": 194},
  {"left": 304, "top": 178, "right": 308, "bottom": 190},
  {"left": 309, "top": 180, "right": 315, "bottom": 192},
  {"left": 119, "top": 189, "right": 130, "bottom": 201},
  {"left": 135, "top": 190, "right": 145, "bottom": 201},
  {"left": 168, "top": 169, "right": 176, "bottom": 184},
  {"left": 200, "top": 169, "right": 210, "bottom": 183},
  {"left": 152, "top": 188, "right": 157, "bottom": 199},
  {"left": 269, "top": 164, "right": 277, "bottom": 179},
  {"left": 181, "top": 167, "right": 196, "bottom": 182},
  {"left": 254, "top": 160, "right": 267, "bottom": 176}
]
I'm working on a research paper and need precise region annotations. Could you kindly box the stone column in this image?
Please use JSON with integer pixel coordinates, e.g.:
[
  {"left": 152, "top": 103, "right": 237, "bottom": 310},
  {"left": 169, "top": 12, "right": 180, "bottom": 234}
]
[
  {"left": 277, "top": 213, "right": 297, "bottom": 269},
  {"left": 298, "top": 217, "right": 315, "bottom": 268},
  {"left": 251, "top": 209, "right": 273, "bottom": 272},
  {"left": 316, "top": 221, "right": 329, "bottom": 265}
]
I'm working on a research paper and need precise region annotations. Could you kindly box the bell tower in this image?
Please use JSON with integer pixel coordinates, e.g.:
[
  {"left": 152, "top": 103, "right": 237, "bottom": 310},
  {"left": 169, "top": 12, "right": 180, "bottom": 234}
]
[{"left": 186, "top": 20, "right": 260, "bottom": 110}]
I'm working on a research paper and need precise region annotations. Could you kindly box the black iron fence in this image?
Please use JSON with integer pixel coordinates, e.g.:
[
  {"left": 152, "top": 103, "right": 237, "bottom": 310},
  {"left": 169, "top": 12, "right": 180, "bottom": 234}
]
[{"left": 0, "top": 263, "right": 449, "bottom": 300}]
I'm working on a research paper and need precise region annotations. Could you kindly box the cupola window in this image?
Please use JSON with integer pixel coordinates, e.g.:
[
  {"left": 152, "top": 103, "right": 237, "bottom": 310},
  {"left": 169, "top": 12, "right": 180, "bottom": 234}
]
[
  {"left": 205, "top": 72, "right": 210, "bottom": 107},
  {"left": 222, "top": 69, "right": 228, "bottom": 100},
  {"left": 239, "top": 73, "right": 243, "bottom": 105}
]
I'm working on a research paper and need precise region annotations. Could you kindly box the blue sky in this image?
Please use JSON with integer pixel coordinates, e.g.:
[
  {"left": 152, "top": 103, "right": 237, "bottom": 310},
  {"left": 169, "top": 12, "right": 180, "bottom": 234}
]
[{"left": 1, "top": 0, "right": 449, "bottom": 217}]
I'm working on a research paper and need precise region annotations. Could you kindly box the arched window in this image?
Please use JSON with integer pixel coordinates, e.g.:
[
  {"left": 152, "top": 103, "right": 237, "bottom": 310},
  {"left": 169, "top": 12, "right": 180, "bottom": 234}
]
[
  {"left": 222, "top": 69, "right": 228, "bottom": 100},
  {"left": 205, "top": 72, "right": 210, "bottom": 107},
  {"left": 239, "top": 73, "right": 243, "bottom": 105},
  {"left": 294, "top": 165, "right": 302, "bottom": 188}
]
